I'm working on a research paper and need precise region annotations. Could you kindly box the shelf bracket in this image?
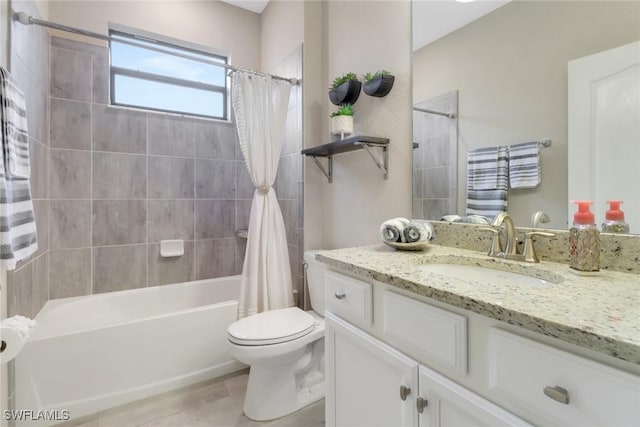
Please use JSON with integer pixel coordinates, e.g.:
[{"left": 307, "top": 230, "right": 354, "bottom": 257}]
[
  {"left": 357, "top": 142, "right": 389, "bottom": 179},
  {"left": 311, "top": 155, "right": 333, "bottom": 183}
]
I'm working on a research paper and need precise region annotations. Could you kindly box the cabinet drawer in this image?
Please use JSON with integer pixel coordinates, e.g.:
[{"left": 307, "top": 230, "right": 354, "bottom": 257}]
[
  {"left": 383, "top": 291, "right": 467, "bottom": 375},
  {"left": 488, "top": 328, "right": 640, "bottom": 426},
  {"left": 325, "top": 271, "right": 372, "bottom": 329}
]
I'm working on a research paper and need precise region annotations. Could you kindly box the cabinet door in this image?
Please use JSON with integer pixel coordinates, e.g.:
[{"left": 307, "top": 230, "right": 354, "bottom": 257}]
[
  {"left": 325, "top": 312, "right": 419, "bottom": 427},
  {"left": 418, "top": 365, "right": 532, "bottom": 427}
]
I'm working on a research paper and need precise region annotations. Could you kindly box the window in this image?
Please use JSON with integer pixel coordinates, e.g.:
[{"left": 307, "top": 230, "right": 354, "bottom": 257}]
[{"left": 109, "top": 27, "right": 228, "bottom": 120}]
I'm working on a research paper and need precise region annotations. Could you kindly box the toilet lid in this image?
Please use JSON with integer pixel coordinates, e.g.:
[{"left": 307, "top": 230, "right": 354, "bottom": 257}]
[{"left": 228, "top": 307, "right": 315, "bottom": 346}]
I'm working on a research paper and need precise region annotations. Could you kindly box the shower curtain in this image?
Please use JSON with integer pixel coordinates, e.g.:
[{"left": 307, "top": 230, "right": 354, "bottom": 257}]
[{"left": 231, "top": 72, "right": 293, "bottom": 318}]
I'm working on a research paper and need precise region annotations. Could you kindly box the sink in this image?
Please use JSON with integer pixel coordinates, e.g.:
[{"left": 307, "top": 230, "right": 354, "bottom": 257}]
[{"left": 416, "top": 263, "right": 560, "bottom": 287}]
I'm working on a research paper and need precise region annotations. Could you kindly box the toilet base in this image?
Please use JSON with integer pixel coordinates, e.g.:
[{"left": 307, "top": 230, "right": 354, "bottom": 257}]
[{"left": 243, "top": 340, "right": 324, "bottom": 421}]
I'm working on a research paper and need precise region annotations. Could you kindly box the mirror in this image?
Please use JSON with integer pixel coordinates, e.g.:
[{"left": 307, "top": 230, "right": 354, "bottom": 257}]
[{"left": 412, "top": 0, "right": 640, "bottom": 234}]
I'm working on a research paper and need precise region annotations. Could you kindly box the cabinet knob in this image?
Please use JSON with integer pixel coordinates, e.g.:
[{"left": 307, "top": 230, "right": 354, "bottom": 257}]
[
  {"left": 334, "top": 291, "right": 346, "bottom": 300},
  {"left": 543, "top": 385, "right": 569, "bottom": 404},
  {"left": 416, "top": 396, "right": 428, "bottom": 413},
  {"left": 400, "top": 385, "right": 411, "bottom": 401}
]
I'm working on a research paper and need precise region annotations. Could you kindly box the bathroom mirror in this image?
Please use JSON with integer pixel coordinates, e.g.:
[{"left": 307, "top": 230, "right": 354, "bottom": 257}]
[{"left": 412, "top": 0, "right": 640, "bottom": 234}]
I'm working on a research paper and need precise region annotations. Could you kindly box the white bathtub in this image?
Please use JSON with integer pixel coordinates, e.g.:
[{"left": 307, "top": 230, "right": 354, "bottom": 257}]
[{"left": 14, "top": 276, "right": 245, "bottom": 424}]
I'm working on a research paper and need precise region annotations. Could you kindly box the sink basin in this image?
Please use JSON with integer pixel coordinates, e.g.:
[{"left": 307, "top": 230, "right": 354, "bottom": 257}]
[{"left": 416, "top": 263, "right": 559, "bottom": 287}]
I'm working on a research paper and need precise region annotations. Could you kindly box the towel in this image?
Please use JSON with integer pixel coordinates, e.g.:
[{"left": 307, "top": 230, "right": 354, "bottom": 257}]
[
  {"left": 403, "top": 220, "right": 435, "bottom": 243},
  {"left": 466, "top": 146, "right": 508, "bottom": 218},
  {"left": 380, "top": 217, "right": 410, "bottom": 243},
  {"left": 0, "top": 67, "right": 38, "bottom": 270},
  {"left": 467, "top": 146, "right": 499, "bottom": 190},
  {"left": 509, "top": 141, "right": 540, "bottom": 188}
]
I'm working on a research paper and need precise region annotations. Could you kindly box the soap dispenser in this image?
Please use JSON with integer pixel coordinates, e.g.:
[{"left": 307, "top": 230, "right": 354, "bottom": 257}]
[
  {"left": 602, "top": 200, "right": 630, "bottom": 233},
  {"left": 569, "top": 200, "right": 600, "bottom": 274}
]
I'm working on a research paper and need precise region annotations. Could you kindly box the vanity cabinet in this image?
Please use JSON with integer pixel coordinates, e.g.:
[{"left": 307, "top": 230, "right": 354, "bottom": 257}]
[{"left": 324, "top": 269, "right": 640, "bottom": 427}]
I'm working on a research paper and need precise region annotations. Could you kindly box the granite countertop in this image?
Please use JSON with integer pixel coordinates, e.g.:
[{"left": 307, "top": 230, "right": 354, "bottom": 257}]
[{"left": 316, "top": 244, "right": 640, "bottom": 364}]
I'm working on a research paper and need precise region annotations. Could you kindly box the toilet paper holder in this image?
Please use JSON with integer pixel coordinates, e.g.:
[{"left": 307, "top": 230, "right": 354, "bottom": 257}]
[{"left": 0, "top": 340, "right": 6, "bottom": 353}]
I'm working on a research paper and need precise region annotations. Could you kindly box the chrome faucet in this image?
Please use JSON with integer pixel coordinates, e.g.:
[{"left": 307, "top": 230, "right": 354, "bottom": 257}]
[{"left": 479, "top": 212, "right": 555, "bottom": 262}]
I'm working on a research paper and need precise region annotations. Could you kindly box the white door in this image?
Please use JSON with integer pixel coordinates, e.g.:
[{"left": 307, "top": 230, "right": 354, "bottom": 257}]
[
  {"left": 568, "top": 41, "right": 640, "bottom": 231},
  {"left": 325, "top": 312, "right": 419, "bottom": 427},
  {"left": 417, "top": 365, "right": 532, "bottom": 427}
]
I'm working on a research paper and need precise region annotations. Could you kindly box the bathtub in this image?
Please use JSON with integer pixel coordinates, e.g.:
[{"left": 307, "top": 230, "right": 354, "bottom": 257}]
[{"left": 14, "top": 276, "right": 245, "bottom": 424}]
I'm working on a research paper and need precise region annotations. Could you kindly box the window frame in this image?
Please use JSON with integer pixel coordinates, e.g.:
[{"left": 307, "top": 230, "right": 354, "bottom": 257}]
[{"left": 108, "top": 25, "right": 230, "bottom": 120}]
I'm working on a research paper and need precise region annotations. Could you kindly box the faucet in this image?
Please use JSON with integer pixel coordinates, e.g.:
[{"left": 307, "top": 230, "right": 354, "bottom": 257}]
[
  {"left": 479, "top": 212, "right": 554, "bottom": 262},
  {"left": 530, "top": 211, "right": 551, "bottom": 228}
]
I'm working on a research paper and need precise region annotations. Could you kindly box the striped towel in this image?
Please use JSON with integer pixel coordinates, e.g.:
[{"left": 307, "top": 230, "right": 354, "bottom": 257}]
[
  {"left": 466, "top": 146, "right": 508, "bottom": 219},
  {"left": 467, "top": 146, "right": 499, "bottom": 190},
  {"left": 0, "top": 67, "right": 38, "bottom": 270},
  {"left": 509, "top": 141, "right": 540, "bottom": 188}
]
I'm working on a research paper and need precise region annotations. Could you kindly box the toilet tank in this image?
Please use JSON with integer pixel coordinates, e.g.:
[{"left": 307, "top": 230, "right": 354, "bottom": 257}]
[{"left": 303, "top": 250, "right": 327, "bottom": 316}]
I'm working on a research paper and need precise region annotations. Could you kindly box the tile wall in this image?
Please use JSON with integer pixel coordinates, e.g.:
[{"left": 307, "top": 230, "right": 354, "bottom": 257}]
[
  {"left": 6, "top": 0, "right": 51, "bottom": 318},
  {"left": 412, "top": 91, "right": 458, "bottom": 220}
]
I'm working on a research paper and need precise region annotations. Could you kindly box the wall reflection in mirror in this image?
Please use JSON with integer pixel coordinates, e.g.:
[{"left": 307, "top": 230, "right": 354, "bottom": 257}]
[{"left": 412, "top": 0, "right": 640, "bottom": 234}]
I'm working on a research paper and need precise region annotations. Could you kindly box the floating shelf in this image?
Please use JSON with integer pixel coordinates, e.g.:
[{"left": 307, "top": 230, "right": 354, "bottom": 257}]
[{"left": 301, "top": 135, "right": 390, "bottom": 183}]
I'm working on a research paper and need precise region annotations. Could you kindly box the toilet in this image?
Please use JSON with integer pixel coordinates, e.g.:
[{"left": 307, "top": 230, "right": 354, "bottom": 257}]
[{"left": 227, "top": 250, "right": 327, "bottom": 421}]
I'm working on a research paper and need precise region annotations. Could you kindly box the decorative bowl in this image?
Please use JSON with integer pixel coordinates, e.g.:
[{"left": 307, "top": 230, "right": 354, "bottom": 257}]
[{"left": 382, "top": 240, "right": 429, "bottom": 251}]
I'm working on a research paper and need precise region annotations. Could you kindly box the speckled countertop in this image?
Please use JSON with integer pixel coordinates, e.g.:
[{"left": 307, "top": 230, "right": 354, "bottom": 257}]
[{"left": 316, "top": 244, "right": 640, "bottom": 364}]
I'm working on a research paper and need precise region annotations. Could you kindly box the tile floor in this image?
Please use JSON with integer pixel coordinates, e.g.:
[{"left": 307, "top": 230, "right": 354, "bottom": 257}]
[{"left": 58, "top": 370, "right": 325, "bottom": 427}]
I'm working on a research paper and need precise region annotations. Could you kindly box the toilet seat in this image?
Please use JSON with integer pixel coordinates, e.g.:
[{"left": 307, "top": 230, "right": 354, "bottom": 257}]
[{"left": 228, "top": 307, "right": 316, "bottom": 346}]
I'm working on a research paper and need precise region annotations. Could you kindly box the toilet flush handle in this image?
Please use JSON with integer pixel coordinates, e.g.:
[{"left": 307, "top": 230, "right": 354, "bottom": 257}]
[{"left": 334, "top": 291, "right": 346, "bottom": 300}]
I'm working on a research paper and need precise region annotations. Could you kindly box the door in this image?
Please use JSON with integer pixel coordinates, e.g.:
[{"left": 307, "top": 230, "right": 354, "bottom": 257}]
[
  {"left": 417, "top": 365, "right": 532, "bottom": 427},
  {"left": 568, "top": 41, "right": 640, "bottom": 229},
  {"left": 325, "top": 312, "right": 419, "bottom": 427}
]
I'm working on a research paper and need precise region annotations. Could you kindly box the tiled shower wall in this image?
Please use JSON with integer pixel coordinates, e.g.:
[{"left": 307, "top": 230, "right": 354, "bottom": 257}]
[
  {"left": 273, "top": 46, "right": 304, "bottom": 303},
  {"left": 46, "top": 36, "right": 250, "bottom": 298},
  {"left": 412, "top": 91, "right": 458, "bottom": 220},
  {"left": 6, "top": 0, "right": 51, "bottom": 318}
]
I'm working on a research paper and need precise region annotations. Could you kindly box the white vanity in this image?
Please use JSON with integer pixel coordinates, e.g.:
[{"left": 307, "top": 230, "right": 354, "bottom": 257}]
[{"left": 317, "top": 245, "right": 640, "bottom": 427}]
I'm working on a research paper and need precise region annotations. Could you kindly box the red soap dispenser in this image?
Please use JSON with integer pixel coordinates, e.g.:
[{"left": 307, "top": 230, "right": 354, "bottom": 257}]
[
  {"left": 602, "top": 200, "right": 630, "bottom": 233},
  {"left": 569, "top": 200, "right": 600, "bottom": 273}
]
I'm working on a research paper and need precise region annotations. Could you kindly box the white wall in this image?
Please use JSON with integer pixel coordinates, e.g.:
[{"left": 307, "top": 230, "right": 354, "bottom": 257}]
[
  {"left": 0, "top": 0, "right": 9, "bottom": 69},
  {"left": 306, "top": 0, "right": 413, "bottom": 250},
  {"left": 260, "top": 0, "right": 303, "bottom": 73},
  {"left": 413, "top": 1, "right": 640, "bottom": 228},
  {"left": 48, "top": 0, "right": 261, "bottom": 69}
]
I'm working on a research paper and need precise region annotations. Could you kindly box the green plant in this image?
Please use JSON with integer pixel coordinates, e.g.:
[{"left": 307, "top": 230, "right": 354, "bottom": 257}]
[
  {"left": 330, "top": 104, "right": 355, "bottom": 118},
  {"left": 330, "top": 72, "right": 358, "bottom": 89},
  {"left": 362, "top": 70, "right": 391, "bottom": 82}
]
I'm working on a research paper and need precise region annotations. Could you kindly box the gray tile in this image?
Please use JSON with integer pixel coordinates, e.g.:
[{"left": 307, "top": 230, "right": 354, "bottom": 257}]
[
  {"left": 49, "top": 249, "right": 92, "bottom": 299},
  {"left": 12, "top": 4, "right": 49, "bottom": 90},
  {"left": 148, "top": 200, "right": 194, "bottom": 242},
  {"left": 422, "top": 167, "right": 450, "bottom": 199},
  {"left": 93, "top": 152, "right": 147, "bottom": 199},
  {"left": 148, "top": 241, "right": 194, "bottom": 286},
  {"left": 195, "top": 239, "right": 236, "bottom": 280},
  {"left": 50, "top": 98, "right": 91, "bottom": 150},
  {"left": 50, "top": 200, "right": 92, "bottom": 249},
  {"left": 235, "top": 199, "right": 252, "bottom": 231},
  {"left": 32, "top": 253, "right": 49, "bottom": 315},
  {"left": 7, "top": 263, "right": 33, "bottom": 317},
  {"left": 413, "top": 169, "right": 423, "bottom": 199},
  {"left": 93, "top": 245, "right": 147, "bottom": 293},
  {"left": 92, "top": 53, "right": 109, "bottom": 104},
  {"left": 282, "top": 108, "right": 302, "bottom": 155},
  {"left": 50, "top": 149, "right": 91, "bottom": 199},
  {"left": 423, "top": 199, "right": 450, "bottom": 221},
  {"left": 29, "top": 138, "right": 49, "bottom": 199},
  {"left": 279, "top": 199, "right": 298, "bottom": 245},
  {"left": 93, "top": 200, "right": 147, "bottom": 246},
  {"left": 148, "top": 114, "right": 195, "bottom": 157},
  {"left": 275, "top": 154, "right": 300, "bottom": 199},
  {"left": 21, "top": 63, "right": 48, "bottom": 145},
  {"left": 32, "top": 199, "right": 49, "bottom": 256},
  {"left": 196, "top": 159, "right": 235, "bottom": 199},
  {"left": 195, "top": 120, "right": 236, "bottom": 160},
  {"left": 235, "top": 162, "right": 254, "bottom": 199},
  {"left": 50, "top": 47, "right": 92, "bottom": 101},
  {"left": 235, "top": 238, "right": 246, "bottom": 275},
  {"left": 51, "top": 36, "right": 109, "bottom": 57},
  {"left": 423, "top": 135, "right": 450, "bottom": 168},
  {"left": 148, "top": 156, "right": 195, "bottom": 199},
  {"left": 195, "top": 200, "right": 235, "bottom": 239},
  {"left": 93, "top": 104, "right": 147, "bottom": 153},
  {"left": 413, "top": 198, "right": 425, "bottom": 219}
]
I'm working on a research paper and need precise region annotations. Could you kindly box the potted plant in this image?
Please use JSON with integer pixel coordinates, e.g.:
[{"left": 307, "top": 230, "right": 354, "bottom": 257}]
[
  {"left": 330, "top": 104, "right": 354, "bottom": 139},
  {"left": 329, "top": 73, "right": 362, "bottom": 106},
  {"left": 362, "top": 70, "right": 395, "bottom": 97}
]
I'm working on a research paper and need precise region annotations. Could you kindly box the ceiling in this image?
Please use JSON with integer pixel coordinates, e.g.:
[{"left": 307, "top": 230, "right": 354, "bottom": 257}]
[{"left": 219, "top": 0, "right": 510, "bottom": 50}]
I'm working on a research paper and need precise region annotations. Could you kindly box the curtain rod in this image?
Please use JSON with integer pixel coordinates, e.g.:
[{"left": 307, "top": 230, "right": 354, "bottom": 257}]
[
  {"left": 413, "top": 107, "right": 456, "bottom": 119},
  {"left": 13, "top": 12, "right": 301, "bottom": 86}
]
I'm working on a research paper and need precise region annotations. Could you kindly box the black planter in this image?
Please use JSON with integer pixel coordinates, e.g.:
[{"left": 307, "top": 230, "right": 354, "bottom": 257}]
[
  {"left": 329, "top": 80, "right": 362, "bottom": 106},
  {"left": 363, "top": 75, "right": 395, "bottom": 97}
]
